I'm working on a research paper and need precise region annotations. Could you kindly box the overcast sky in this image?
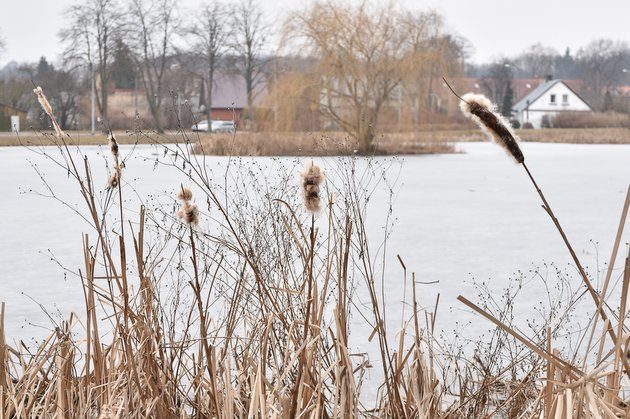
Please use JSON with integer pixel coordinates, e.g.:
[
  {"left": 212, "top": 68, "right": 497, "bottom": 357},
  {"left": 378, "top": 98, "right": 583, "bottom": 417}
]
[{"left": 0, "top": 0, "right": 628, "bottom": 66}]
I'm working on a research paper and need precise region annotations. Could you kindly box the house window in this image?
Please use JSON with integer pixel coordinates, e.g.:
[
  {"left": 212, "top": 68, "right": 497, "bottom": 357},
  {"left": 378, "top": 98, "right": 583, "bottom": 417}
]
[
  {"left": 562, "top": 94, "right": 569, "bottom": 104},
  {"left": 550, "top": 94, "right": 556, "bottom": 105}
]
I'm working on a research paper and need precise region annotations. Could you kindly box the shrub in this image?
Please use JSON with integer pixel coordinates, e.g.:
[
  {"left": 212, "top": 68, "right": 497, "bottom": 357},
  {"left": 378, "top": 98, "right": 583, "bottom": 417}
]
[
  {"left": 541, "top": 115, "right": 551, "bottom": 128},
  {"left": 522, "top": 122, "right": 534, "bottom": 129},
  {"left": 509, "top": 119, "right": 521, "bottom": 129},
  {"left": 551, "top": 111, "right": 630, "bottom": 129}
]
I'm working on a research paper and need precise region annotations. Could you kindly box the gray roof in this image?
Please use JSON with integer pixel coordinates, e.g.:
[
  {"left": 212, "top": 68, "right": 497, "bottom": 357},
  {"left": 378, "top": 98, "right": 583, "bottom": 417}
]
[
  {"left": 513, "top": 79, "right": 560, "bottom": 112},
  {"left": 211, "top": 73, "right": 248, "bottom": 109}
]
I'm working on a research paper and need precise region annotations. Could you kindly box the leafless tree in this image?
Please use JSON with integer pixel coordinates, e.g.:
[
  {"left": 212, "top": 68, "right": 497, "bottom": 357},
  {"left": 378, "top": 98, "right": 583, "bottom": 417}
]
[
  {"left": 231, "top": 0, "right": 272, "bottom": 119},
  {"left": 127, "top": 0, "right": 179, "bottom": 132},
  {"left": 189, "top": 2, "right": 229, "bottom": 130},
  {"left": 24, "top": 57, "right": 80, "bottom": 130},
  {"left": 400, "top": 11, "right": 466, "bottom": 123},
  {"left": 577, "top": 39, "right": 630, "bottom": 109},
  {"left": 59, "top": 0, "right": 122, "bottom": 121},
  {"left": 478, "top": 57, "right": 514, "bottom": 105},
  {"left": 286, "top": 1, "right": 414, "bottom": 151},
  {"left": 515, "top": 43, "right": 558, "bottom": 78}
]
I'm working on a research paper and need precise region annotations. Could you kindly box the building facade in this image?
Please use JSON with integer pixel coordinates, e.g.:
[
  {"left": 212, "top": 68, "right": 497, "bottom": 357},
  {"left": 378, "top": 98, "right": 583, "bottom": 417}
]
[
  {"left": 0, "top": 103, "right": 27, "bottom": 132},
  {"left": 513, "top": 79, "right": 591, "bottom": 128}
]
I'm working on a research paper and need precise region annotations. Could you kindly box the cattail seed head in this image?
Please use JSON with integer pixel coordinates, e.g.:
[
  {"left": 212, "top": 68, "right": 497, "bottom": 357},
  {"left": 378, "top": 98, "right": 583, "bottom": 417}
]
[
  {"left": 177, "top": 200, "right": 199, "bottom": 225},
  {"left": 33, "top": 86, "right": 64, "bottom": 138},
  {"left": 177, "top": 187, "right": 193, "bottom": 202},
  {"left": 300, "top": 162, "right": 324, "bottom": 213},
  {"left": 108, "top": 132, "right": 119, "bottom": 159},
  {"left": 108, "top": 165, "right": 122, "bottom": 188},
  {"left": 459, "top": 93, "right": 524, "bottom": 164}
]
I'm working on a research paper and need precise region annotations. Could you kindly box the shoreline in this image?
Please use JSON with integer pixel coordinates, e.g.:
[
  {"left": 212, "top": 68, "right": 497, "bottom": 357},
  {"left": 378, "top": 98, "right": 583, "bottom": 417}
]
[{"left": 0, "top": 127, "right": 628, "bottom": 152}]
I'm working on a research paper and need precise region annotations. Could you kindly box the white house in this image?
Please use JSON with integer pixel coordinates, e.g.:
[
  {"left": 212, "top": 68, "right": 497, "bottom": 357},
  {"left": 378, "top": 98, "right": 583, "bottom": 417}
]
[{"left": 513, "top": 78, "right": 591, "bottom": 128}]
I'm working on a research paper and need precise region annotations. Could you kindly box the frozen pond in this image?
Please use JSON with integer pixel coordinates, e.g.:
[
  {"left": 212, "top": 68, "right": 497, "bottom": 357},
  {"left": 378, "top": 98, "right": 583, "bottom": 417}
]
[{"left": 0, "top": 141, "right": 629, "bottom": 371}]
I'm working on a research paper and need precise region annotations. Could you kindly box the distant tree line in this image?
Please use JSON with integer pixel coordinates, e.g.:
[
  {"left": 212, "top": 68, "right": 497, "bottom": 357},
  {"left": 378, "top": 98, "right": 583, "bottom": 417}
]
[
  {"left": 469, "top": 41, "right": 630, "bottom": 114},
  {"left": 0, "top": 1, "right": 628, "bottom": 148}
]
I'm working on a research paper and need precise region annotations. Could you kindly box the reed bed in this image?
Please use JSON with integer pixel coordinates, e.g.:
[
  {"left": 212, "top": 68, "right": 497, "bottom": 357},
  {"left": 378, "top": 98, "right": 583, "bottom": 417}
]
[
  {"left": 189, "top": 131, "right": 456, "bottom": 156},
  {"left": 4, "top": 127, "right": 629, "bottom": 149},
  {"left": 0, "top": 86, "right": 629, "bottom": 418}
]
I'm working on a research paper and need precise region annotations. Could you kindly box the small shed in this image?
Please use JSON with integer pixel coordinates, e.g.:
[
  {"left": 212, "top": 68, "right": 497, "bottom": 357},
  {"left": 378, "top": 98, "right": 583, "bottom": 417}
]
[
  {"left": 208, "top": 73, "right": 249, "bottom": 121},
  {"left": 0, "top": 103, "right": 28, "bottom": 132}
]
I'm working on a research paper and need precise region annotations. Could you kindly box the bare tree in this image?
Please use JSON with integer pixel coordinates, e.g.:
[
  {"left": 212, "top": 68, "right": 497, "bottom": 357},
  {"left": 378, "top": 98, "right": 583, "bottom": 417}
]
[
  {"left": 515, "top": 43, "right": 558, "bottom": 78},
  {"left": 26, "top": 57, "right": 80, "bottom": 130},
  {"left": 60, "top": 0, "right": 121, "bottom": 121},
  {"left": 286, "top": 1, "right": 412, "bottom": 151},
  {"left": 189, "top": 2, "right": 229, "bottom": 130},
  {"left": 400, "top": 11, "right": 466, "bottom": 124},
  {"left": 128, "top": 0, "right": 179, "bottom": 132},
  {"left": 577, "top": 39, "right": 630, "bottom": 109},
  {"left": 479, "top": 57, "right": 513, "bottom": 105},
  {"left": 231, "top": 0, "right": 271, "bottom": 120}
]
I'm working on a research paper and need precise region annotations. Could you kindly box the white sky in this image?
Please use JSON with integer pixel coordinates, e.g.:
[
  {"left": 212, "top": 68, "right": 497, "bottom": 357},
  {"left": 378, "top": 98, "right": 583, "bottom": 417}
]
[{"left": 0, "top": 0, "right": 628, "bottom": 66}]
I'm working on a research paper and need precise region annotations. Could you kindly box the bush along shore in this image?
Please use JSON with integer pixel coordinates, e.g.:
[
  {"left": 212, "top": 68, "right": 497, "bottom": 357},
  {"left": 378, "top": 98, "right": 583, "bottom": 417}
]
[{"left": 1, "top": 86, "right": 629, "bottom": 417}]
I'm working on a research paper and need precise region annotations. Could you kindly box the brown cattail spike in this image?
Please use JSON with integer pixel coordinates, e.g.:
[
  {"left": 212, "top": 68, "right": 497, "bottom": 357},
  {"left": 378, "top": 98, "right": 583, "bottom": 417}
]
[
  {"left": 108, "top": 132, "right": 119, "bottom": 159},
  {"left": 459, "top": 93, "right": 524, "bottom": 164},
  {"left": 300, "top": 162, "right": 324, "bottom": 213}
]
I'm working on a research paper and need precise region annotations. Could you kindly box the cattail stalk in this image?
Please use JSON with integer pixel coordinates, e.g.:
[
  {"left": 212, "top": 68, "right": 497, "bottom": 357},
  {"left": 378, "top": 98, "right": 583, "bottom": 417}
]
[
  {"left": 446, "top": 77, "right": 627, "bottom": 374},
  {"left": 290, "top": 161, "right": 325, "bottom": 417}
]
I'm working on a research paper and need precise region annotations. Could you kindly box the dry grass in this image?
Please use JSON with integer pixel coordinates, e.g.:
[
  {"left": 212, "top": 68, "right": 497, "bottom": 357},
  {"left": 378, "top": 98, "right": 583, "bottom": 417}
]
[
  {"left": 517, "top": 127, "right": 630, "bottom": 144},
  {"left": 552, "top": 112, "right": 630, "bottom": 129},
  {"left": 1, "top": 130, "right": 456, "bottom": 155},
  {"left": 3, "top": 132, "right": 453, "bottom": 417},
  {"left": 0, "top": 131, "right": 154, "bottom": 147},
  {"left": 2, "top": 127, "right": 629, "bottom": 151},
  {"left": 1, "top": 87, "right": 630, "bottom": 417},
  {"left": 191, "top": 131, "right": 456, "bottom": 156}
]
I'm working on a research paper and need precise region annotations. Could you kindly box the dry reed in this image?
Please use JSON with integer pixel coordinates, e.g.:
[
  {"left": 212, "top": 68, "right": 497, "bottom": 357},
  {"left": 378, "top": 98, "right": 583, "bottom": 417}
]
[{"left": 0, "top": 84, "right": 628, "bottom": 419}]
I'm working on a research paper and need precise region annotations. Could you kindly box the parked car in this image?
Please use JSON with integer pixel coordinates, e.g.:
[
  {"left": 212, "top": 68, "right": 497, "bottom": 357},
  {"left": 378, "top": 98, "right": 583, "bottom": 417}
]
[
  {"left": 212, "top": 120, "right": 236, "bottom": 133},
  {"left": 191, "top": 120, "right": 236, "bottom": 133}
]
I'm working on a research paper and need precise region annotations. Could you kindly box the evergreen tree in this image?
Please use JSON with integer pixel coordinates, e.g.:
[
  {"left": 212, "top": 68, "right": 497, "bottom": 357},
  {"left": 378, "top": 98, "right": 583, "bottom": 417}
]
[
  {"left": 555, "top": 47, "right": 575, "bottom": 78},
  {"left": 110, "top": 39, "right": 136, "bottom": 89}
]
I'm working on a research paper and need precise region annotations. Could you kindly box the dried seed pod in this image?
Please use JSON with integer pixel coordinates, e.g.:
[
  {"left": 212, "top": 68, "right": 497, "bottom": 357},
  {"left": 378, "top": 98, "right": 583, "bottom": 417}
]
[
  {"left": 300, "top": 162, "right": 324, "bottom": 213},
  {"left": 177, "top": 200, "right": 199, "bottom": 225},
  {"left": 177, "top": 187, "right": 193, "bottom": 202},
  {"left": 459, "top": 93, "right": 524, "bottom": 164},
  {"left": 108, "top": 165, "right": 122, "bottom": 188},
  {"left": 108, "top": 132, "right": 119, "bottom": 159},
  {"left": 33, "top": 86, "right": 64, "bottom": 138}
]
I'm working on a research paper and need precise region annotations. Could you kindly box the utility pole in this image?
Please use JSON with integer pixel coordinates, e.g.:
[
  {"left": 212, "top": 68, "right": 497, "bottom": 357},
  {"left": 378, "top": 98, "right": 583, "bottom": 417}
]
[
  {"left": 397, "top": 84, "right": 402, "bottom": 132},
  {"left": 90, "top": 63, "right": 95, "bottom": 134},
  {"left": 178, "top": 88, "right": 182, "bottom": 121},
  {"left": 273, "top": 58, "right": 278, "bottom": 132}
]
